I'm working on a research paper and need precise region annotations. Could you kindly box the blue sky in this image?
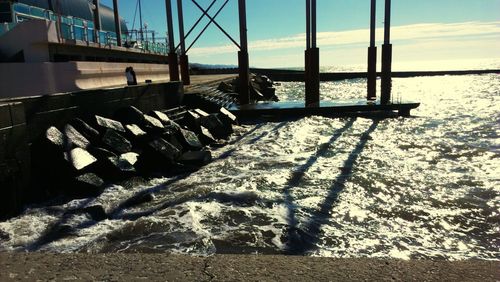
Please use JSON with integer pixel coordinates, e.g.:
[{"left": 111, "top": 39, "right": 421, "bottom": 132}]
[{"left": 101, "top": 0, "right": 500, "bottom": 68}]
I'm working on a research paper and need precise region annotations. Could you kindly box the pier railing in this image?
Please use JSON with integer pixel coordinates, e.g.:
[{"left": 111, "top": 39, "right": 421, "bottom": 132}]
[{"left": 5, "top": 2, "right": 168, "bottom": 55}]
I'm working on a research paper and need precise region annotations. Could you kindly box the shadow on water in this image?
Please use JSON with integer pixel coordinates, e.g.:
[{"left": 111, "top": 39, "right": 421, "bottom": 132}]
[{"left": 284, "top": 120, "right": 379, "bottom": 255}]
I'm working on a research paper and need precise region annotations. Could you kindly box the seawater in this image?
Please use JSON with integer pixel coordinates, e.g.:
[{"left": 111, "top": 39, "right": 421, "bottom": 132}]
[{"left": 0, "top": 74, "right": 498, "bottom": 260}]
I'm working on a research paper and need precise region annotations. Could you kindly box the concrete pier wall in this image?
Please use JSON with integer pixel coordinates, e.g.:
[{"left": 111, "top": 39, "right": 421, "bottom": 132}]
[{"left": 0, "top": 81, "right": 183, "bottom": 218}]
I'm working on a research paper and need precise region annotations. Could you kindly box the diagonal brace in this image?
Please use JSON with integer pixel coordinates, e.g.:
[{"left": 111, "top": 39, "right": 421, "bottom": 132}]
[
  {"left": 175, "top": 0, "right": 218, "bottom": 52},
  {"left": 191, "top": 0, "right": 241, "bottom": 50}
]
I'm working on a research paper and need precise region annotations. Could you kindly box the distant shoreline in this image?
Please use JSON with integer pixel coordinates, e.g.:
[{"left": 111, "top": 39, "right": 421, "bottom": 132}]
[
  {"left": 1, "top": 253, "right": 498, "bottom": 281},
  {"left": 191, "top": 68, "right": 500, "bottom": 81}
]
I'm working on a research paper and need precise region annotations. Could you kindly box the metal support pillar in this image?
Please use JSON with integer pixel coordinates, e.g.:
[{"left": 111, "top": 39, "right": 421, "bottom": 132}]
[
  {"left": 238, "top": 0, "right": 250, "bottom": 105},
  {"left": 93, "top": 0, "right": 101, "bottom": 43},
  {"left": 112, "top": 0, "right": 122, "bottom": 46},
  {"left": 166, "top": 0, "right": 179, "bottom": 81},
  {"left": 381, "top": 0, "right": 392, "bottom": 104},
  {"left": 367, "top": 0, "right": 377, "bottom": 101},
  {"left": 177, "top": 0, "right": 190, "bottom": 85},
  {"left": 305, "top": 0, "right": 319, "bottom": 107}
]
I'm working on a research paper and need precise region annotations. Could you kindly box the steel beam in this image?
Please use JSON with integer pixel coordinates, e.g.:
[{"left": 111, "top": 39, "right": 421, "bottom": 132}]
[
  {"left": 93, "top": 0, "right": 101, "bottom": 32},
  {"left": 381, "top": 0, "right": 392, "bottom": 104},
  {"left": 177, "top": 0, "right": 190, "bottom": 85},
  {"left": 305, "top": 0, "right": 319, "bottom": 107},
  {"left": 238, "top": 0, "right": 250, "bottom": 105},
  {"left": 166, "top": 0, "right": 179, "bottom": 81},
  {"left": 112, "top": 0, "right": 122, "bottom": 46},
  {"left": 367, "top": 0, "right": 377, "bottom": 100}
]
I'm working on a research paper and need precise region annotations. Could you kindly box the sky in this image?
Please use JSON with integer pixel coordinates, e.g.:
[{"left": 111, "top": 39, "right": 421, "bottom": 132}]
[{"left": 100, "top": 0, "right": 500, "bottom": 68}]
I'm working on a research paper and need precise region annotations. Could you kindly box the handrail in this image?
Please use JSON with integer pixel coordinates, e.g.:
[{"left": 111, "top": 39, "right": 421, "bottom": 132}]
[{"left": 9, "top": 2, "right": 168, "bottom": 55}]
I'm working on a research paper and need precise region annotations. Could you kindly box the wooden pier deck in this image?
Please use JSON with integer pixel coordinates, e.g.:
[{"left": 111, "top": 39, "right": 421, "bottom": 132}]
[{"left": 230, "top": 100, "right": 420, "bottom": 119}]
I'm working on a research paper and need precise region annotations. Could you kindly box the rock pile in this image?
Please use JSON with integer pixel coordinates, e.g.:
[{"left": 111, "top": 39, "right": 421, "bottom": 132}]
[
  {"left": 218, "top": 73, "right": 279, "bottom": 103},
  {"left": 32, "top": 106, "right": 238, "bottom": 199}
]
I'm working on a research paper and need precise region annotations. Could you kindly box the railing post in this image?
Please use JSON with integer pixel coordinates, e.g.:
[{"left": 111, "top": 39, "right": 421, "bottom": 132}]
[
  {"left": 92, "top": 0, "right": 101, "bottom": 43},
  {"left": 238, "top": 0, "right": 250, "bottom": 105},
  {"left": 381, "top": 0, "right": 392, "bottom": 104}
]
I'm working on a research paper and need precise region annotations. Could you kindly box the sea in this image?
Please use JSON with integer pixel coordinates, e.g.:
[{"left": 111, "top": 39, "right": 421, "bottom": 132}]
[{"left": 0, "top": 59, "right": 499, "bottom": 260}]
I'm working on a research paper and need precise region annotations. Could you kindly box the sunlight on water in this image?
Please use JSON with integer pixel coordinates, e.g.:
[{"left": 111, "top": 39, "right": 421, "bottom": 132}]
[{"left": 0, "top": 74, "right": 498, "bottom": 260}]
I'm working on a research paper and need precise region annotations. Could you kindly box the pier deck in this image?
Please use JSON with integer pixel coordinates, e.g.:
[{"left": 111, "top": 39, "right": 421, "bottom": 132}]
[{"left": 230, "top": 100, "right": 420, "bottom": 118}]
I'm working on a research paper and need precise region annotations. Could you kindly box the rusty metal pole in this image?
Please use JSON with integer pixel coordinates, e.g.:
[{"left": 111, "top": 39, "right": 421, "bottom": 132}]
[
  {"left": 238, "top": 0, "right": 250, "bottom": 105},
  {"left": 381, "top": 0, "right": 392, "bottom": 104},
  {"left": 367, "top": 0, "right": 377, "bottom": 101},
  {"left": 166, "top": 0, "right": 179, "bottom": 81},
  {"left": 305, "top": 0, "right": 320, "bottom": 107},
  {"left": 177, "top": 0, "right": 190, "bottom": 85},
  {"left": 112, "top": 0, "right": 122, "bottom": 46},
  {"left": 93, "top": 0, "right": 101, "bottom": 43}
]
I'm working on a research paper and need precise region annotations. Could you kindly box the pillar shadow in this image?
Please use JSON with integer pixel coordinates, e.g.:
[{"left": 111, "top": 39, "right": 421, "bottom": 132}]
[{"left": 284, "top": 120, "right": 379, "bottom": 255}]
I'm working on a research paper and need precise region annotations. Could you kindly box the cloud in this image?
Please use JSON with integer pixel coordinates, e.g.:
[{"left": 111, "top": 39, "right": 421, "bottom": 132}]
[{"left": 188, "top": 21, "right": 500, "bottom": 57}]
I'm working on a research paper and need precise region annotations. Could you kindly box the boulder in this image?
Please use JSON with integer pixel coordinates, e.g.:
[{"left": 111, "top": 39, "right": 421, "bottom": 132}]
[
  {"left": 92, "top": 152, "right": 138, "bottom": 181},
  {"left": 63, "top": 147, "right": 97, "bottom": 171},
  {"left": 68, "top": 118, "right": 100, "bottom": 144},
  {"left": 182, "top": 110, "right": 202, "bottom": 133},
  {"left": 143, "top": 115, "right": 165, "bottom": 134},
  {"left": 151, "top": 110, "right": 171, "bottom": 125},
  {"left": 94, "top": 115, "right": 126, "bottom": 133},
  {"left": 178, "top": 150, "right": 212, "bottom": 166},
  {"left": 218, "top": 81, "right": 235, "bottom": 93},
  {"left": 87, "top": 146, "right": 117, "bottom": 160},
  {"left": 178, "top": 128, "right": 203, "bottom": 150},
  {"left": 63, "top": 124, "right": 91, "bottom": 149},
  {"left": 43, "top": 126, "right": 65, "bottom": 151},
  {"left": 200, "top": 114, "right": 232, "bottom": 139},
  {"left": 200, "top": 125, "right": 217, "bottom": 145},
  {"left": 70, "top": 173, "right": 105, "bottom": 198},
  {"left": 113, "top": 106, "right": 146, "bottom": 126},
  {"left": 102, "top": 129, "right": 132, "bottom": 154},
  {"left": 219, "top": 107, "right": 238, "bottom": 125},
  {"left": 136, "top": 138, "right": 181, "bottom": 173},
  {"left": 125, "top": 124, "right": 147, "bottom": 139}
]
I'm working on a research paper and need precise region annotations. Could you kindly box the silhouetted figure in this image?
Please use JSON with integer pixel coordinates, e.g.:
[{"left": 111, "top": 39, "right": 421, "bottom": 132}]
[{"left": 125, "top": 67, "right": 137, "bottom": 86}]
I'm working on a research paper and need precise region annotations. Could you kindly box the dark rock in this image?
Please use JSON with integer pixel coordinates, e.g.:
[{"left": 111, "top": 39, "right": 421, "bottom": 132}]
[
  {"left": 151, "top": 110, "right": 171, "bottom": 125},
  {"left": 178, "top": 150, "right": 212, "bottom": 166},
  {"left": 95, "top": 115, "right": 126, "bottom": 133},
  {"left": 92, "top": 153, "right": 138, "bottom": 181},
  {"left": 121, "top": 192, "right": 155, "bottom": 209},
  {"left": 113, "top": 106, "right": 146, "bottom": 127},
  {"left": 163, "top": 132, "right": 184, "bottom": 152},
  {"left": 44, "top": 126, "right": 65, "bottom": 150},
  {"left": 218, "top": 81, "right": 235, "bottom": 93},
  {"left": 136, "top": 138, "right": 181, "bottom": 172},
  {"left": 70, "top": 173, "right": 105, "bottom": 197},
  {"left": 87, "top": 146, "right": 117, "bottom": 160},
  {"left": 82, "top": 205, "right": 107, "bottom": 221},
  {"left": 63, "top": 147, "right": 97, "bottom": 171},
  {"left": 194, "top": 108, "right": 210, "bottom": 118},
  {"left": 125, "top": 124, "right": 147, "bottom": 139},
  {"left": 63, "top": 124, "right": 91, "bottom": 149},
  {"left": 200, "top": 114, "right": 232, "bottom": 139},
  {"left": 219, "top": 107, "right": 238, "bottom": 125},
  {"left": 143, "top": 115, "right": 164, "bottom": 134},
  {"left": 102, "top": 129, "right": 132, "bottom": 154},
  {"left": 200, "top": 126, "right": 217, "bottom": 145},
  {"left": 0, "top": 229, "right": 9, "bottom": 240},
  {"left": 182, "top": 110, "right": 202, "bottom": 133},
  {"left": 68, "top": 118, "right": 100, "bottom": 143},
  {"left": 178, "top": 128, "right": 203, "bottom": 150}
]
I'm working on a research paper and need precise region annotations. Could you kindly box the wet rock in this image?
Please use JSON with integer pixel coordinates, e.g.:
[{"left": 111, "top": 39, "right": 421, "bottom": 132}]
[
  {"left": 70, "top": 173, "right": 105, "bottom": 197},
  {"left": 143, "top": 115, "right": 164, "bottom": 134},
  {"left": 218, "top": 81, "right": 235, "bottom": 93},
  {"left": 178, "top": 150, "right": 212, "bottom": 166},
  {"left": 82, "top": 205, "right": 107, "bottom": 221},
  {"left": 136, "top": 138, "right": 181, "bottom": 172},
  {"left": 200, "top": 114, "right": 232, "bottom": 139},
  {"left": 64, "top": 147, "right": 97, "bottom": 171},
  {"left": 219, "top": 107, "right": 238, "bottom": 125},
  {"left": 163, "top": 132, "right": 184, "bottom": 152},
  {"left": 150, "top": 110, "right": 171, "bottom": 125},
  {"left": 102, "top": 129, "right": 132, "bottom": 154},
  {"left": 63, "top": 124, "right": 91, "bottom": 149},
  {"left": 100, "top": 152, "right": 139, "bottom": 180},
  {"left": 120, "top": 192, "right": 155, "bottom": 209},
  {"left": 94, "top": 115, "right": 126, "bottom": 133},
  {"left": 68, "top": 118, "right": 100, "bottom": 144},
  {"left": 178, "top": 128, "right": 203, "bottom": 150},
  {"left": 113, "top": 106, "right": 146, "bottom": 127},
  {"left": 44, "top": 126, "right": 65, "bottom": 150},
  {"left": 200, "top": 126, "right": 217, "bottom": 145}
]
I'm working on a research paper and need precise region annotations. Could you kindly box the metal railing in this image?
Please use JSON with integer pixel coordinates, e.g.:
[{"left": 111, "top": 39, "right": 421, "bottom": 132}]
[{"left": 7, "top": 2, "right": 168, "bottom": 54}]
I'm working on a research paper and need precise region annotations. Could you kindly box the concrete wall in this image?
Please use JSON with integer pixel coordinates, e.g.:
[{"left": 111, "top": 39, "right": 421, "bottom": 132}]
[
  {"left": 0, "top": 103, "right": 30, "bottom": 218},
  {"left": 0, "top": 61, "right": 170, "bottom": 98},
  {"left": 0, "top": 81, "right": 183, "bottom": 218}
]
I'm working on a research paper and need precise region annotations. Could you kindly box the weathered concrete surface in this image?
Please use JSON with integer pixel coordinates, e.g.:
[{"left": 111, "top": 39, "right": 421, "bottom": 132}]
[{"left": 0, "top": 253, "right": 497, "bottom": 281}]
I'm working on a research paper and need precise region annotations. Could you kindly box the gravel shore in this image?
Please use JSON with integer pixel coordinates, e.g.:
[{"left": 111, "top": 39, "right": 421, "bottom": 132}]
[{"left": 0, "top": 253, "right": 498, "bottom": 281}]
